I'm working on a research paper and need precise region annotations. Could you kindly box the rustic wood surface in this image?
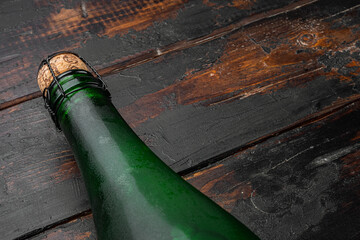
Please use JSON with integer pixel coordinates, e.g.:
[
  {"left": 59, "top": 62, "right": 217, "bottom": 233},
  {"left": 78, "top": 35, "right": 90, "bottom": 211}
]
[
  {"left": 28, "top": 88, "right": 360, "bottom": 240},
  {"left": 0, "top": 0, "right": 360, "bottom": 239},
  {"left": 186, "top": 101, "right": 360, "bottom": 240},
  {"left": 0, "top": 0, "right": 300, "bottom": 106}
]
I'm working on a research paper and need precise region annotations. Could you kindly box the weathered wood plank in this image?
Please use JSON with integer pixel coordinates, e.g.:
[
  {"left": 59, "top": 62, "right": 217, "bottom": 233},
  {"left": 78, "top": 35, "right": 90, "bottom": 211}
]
[
  {"left": 0, "top": 0, "right": 186, "bottom": 104},
  {"left": 185, "top": 101, "right": 360, "bottom": 240},
  {"left": 0, "top": 0, "right": 312, "bottom": 112},
  {"left": 29, "top": 100, "right": 360, "bottom": 239},
  {"left": 0, "top": 99, "right": 89, "bottom": 240},
  {"left": 1, "top": 1, "right": 360, "bottom": 239},
  {"left": 2, "top": 93, "right": 359, "bottom": 240},
  {"left": 118, "top": 0, "right": 360, "bottom": 171},
  {"left": 0, "top": 0, "right": 300, "bottom": 105}
]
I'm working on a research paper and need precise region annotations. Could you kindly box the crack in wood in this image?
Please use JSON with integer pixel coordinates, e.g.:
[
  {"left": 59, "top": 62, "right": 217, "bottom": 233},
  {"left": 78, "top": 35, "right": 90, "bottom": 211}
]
[{"left": 270, "top": 145, "right": 315, "bottom": 171}]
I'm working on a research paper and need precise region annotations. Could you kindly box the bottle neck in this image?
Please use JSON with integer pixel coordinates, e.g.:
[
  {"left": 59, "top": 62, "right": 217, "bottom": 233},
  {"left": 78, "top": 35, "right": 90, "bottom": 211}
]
[{"left": 45, "top": 70, "right": 110, "bottom": 130}]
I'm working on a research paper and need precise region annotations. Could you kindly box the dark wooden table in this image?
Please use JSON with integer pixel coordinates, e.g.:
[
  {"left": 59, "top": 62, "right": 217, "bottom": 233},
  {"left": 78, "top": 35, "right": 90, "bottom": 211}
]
[{"left": 1, "top": 0, "right": 360, "bottom": 239}]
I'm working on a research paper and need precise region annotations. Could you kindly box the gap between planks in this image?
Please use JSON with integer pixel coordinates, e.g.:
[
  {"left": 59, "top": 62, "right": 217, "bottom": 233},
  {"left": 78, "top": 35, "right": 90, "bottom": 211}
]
[
  {"left": 0, "top": 0, "right": 317, "bottom": 112},
  {"left": 14, "top": 210, "right": 92, "bottom": 240}
]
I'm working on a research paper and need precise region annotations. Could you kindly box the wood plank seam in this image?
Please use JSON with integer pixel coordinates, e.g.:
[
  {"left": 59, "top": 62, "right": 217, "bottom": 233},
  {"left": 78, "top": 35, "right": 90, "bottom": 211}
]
[{"left": 13, "top": 210, "right": 92, "bottom": 240}]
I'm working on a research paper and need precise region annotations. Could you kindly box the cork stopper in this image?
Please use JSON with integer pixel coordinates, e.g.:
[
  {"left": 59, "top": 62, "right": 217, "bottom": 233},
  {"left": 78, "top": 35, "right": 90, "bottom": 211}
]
[{"left": 37, "top": 53, "right": 89, "bottom": 93}]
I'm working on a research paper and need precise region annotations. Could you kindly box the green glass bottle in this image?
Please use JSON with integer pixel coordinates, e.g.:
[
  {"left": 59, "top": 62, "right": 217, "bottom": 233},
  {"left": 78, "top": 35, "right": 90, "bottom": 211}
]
[{"left": 37, "top": 52, "right": 259, "bottom": 240}]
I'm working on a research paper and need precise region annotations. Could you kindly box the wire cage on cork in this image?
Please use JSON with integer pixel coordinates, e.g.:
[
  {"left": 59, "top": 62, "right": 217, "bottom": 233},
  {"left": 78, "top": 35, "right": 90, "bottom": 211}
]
[{"left": 38, "top": 51, "right": 110, "bottom": 130}]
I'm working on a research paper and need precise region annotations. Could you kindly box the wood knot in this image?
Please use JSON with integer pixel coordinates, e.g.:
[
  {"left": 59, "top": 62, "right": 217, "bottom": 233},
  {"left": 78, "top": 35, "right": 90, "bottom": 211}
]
[{"left": 298, "top": 33, "right": 317, "bottom": 46}]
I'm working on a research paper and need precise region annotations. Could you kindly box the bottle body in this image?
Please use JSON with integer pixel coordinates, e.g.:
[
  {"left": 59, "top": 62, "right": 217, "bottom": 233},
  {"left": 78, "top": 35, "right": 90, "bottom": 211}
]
[{"left": 50, "top": 70, "right": 259, "bottom": 240}]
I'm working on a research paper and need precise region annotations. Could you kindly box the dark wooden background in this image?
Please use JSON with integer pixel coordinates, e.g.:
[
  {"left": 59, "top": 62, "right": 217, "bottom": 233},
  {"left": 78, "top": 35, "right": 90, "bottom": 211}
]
[{"left": 1, "top": 0, "right": 360, "bottom": 239}]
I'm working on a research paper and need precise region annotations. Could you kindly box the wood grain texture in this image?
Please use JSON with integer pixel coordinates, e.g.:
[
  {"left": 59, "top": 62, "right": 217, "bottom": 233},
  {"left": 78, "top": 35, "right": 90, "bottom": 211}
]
[
  {"left": 184, "top": 101, "right": 360, "bottom": 240},
  {"left": 96, "top": 0, "right": 318, "bottom": 78},
  {"left": 0, "top": 0, "right": 183, "bottom": 103},
  {"left": 0, "top": 0, "right": 298, "bottom": 105},
  {"left": 28, "top": 100, "right": 360, "bottom": 240},
  {"left": 0, "top": 99, "right": 90, "bottom": 240},
  {"left": 0, "top": 0, "right": 315, "bottom": 112},
  {"left": 116, "top": 0, "right": 360, "bottom": 172},
  {"left": 1, "top": 0, "right": 360, "bottom": 239}
]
